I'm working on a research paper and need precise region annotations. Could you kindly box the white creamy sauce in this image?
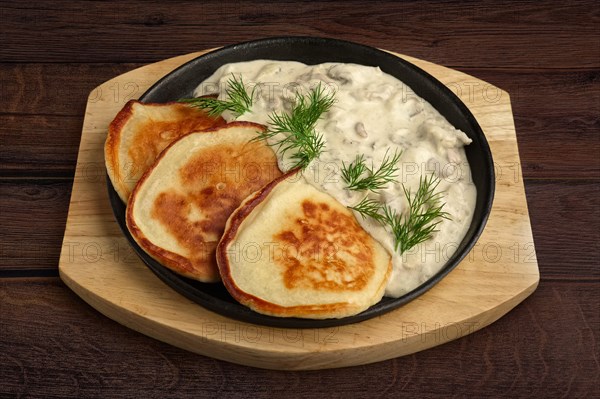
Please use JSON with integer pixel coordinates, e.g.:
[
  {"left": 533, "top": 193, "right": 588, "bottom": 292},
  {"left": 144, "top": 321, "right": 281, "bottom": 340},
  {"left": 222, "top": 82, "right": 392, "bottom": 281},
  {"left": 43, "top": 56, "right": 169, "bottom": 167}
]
[{"left": 195, "top": 60, "right": 477, "bottom": 297}]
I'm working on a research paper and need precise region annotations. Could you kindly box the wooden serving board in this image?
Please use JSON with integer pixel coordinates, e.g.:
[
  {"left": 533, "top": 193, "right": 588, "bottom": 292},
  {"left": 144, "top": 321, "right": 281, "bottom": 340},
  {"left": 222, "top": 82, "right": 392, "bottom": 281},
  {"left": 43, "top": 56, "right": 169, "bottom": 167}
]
[{"left": 59, "top": 49, "right": 539, "bottom": 370}]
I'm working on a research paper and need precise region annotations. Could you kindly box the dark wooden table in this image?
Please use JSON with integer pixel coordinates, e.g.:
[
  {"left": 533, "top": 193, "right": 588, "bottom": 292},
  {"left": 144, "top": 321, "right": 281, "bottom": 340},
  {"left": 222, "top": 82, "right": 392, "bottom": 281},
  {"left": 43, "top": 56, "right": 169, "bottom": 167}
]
[{"left": 1, "top": 1, "right": 598, "bottom": 397}]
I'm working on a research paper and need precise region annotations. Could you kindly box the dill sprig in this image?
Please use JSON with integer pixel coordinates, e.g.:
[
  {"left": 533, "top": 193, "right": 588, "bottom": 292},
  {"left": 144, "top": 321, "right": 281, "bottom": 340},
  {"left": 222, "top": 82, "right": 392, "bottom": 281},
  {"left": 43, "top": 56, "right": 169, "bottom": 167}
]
[
  {"left": 349, "top": 197, "right": 386, "bottom": 224},
  {"left": 178, "top": 74, "right": 254, "bottom": 117},
  {"left": 341, "top": 149, "right": 402, "bottom": 192},
  {"left": 385, "top": 174, "right": 450, "bottom": 254},
  {"left": 255, "top": 83, "right": 335, "bottom": 169},
  {"left": 349, "top": 174, "right": 450, "bottom": 254}
]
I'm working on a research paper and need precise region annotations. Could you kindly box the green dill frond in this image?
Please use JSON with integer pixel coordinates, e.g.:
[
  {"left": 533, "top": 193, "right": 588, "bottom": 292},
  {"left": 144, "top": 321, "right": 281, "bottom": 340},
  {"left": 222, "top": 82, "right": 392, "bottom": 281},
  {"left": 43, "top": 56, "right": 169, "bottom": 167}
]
[
  {"left": 347, "top": 174, "right": 450, "bottom": 254},
  {"left": 341, "top": 154, "right": 368, "bottom": 189},
  {"left": 178, "top": 74, "right": 254, "bottom": 117},
  {"left": 255, "top": 83, "right": 335, "bottom": 170},
  {"left": 342, "top": 149, "right": 402, "bottom": 192},
  {"left": 387, "top": 174, "right": 450, "bottom": 254},
  {"left": 349, "top": 197, "right": 386, "bottom": 223}
]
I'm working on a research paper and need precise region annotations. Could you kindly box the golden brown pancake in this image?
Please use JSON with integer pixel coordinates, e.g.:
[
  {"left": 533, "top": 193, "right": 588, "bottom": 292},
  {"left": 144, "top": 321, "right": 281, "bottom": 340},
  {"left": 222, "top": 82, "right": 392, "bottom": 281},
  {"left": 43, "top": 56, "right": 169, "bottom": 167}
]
[
  {"left": 217, "top": 169, "right": 392, "bottom": 319},
  {"left": 127, "top": 122, "right": 282, "bottom": 282},
  {"left": 105, "top": 100, "right": 225, "bottom": 202}
]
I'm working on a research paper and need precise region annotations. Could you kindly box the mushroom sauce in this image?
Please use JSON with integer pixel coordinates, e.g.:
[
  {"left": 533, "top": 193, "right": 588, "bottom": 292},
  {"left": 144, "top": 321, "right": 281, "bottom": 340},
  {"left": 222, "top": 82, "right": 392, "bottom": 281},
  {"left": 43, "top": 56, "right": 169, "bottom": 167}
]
[{"left": 195, "top": 60, "right": 476, "bottom": 298}]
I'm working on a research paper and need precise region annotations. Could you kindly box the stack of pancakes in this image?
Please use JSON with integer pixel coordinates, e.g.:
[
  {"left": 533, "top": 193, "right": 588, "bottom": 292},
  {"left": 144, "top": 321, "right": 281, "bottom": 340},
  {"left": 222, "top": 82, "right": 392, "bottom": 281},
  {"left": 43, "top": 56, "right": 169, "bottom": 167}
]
[{"left": 105, "top": 100, "right": 391, "bottom": 319}]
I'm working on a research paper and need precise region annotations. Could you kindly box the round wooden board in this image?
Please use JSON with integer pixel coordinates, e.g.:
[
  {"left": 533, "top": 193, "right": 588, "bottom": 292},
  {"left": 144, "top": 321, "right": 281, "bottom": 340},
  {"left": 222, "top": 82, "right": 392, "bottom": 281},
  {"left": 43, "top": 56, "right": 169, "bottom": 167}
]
[{"left": 59, "top": 49, "right": 539, "bottom": 370}]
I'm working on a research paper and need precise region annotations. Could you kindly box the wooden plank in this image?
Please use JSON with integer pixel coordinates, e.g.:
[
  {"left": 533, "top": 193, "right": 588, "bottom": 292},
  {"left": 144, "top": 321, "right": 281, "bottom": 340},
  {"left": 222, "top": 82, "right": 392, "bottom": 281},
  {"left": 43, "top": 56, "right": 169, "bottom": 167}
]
[
  {"left": 0, "top": 180, "right": 71, "bottom": 271},
  {"left": 0, "top": 115, "right": 80, "bottom": 177},
  {"left": 0, "top": 1, "right": 598, "bottom": 68},
  {"left": 1, "top": 278, "right": 597, "bottom": 397},
  {"left": 470, "top": 69, "right": 600, "bottom": 179},
  {"left": 3, "top": 65, "right": 597, "bottom": 117},
  {"left": 0, "top": 63, "right": 142, "bottom": 116},
  {"left": 526, "top": 180, "right": 600, "bottom": 280},
  {"left": 1, "top": 178, "right": 596, "bottom": 279},
  {"left": 2, "top": 65, "right": 597, "bottom": 178}
]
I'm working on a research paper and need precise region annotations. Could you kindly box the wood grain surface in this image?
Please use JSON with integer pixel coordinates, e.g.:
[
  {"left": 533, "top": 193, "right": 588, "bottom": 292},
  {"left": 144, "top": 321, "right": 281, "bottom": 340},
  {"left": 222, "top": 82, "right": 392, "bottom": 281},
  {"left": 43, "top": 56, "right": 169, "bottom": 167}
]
[{"left": 1, "top": 0, "right": 598, "bottom": 397}]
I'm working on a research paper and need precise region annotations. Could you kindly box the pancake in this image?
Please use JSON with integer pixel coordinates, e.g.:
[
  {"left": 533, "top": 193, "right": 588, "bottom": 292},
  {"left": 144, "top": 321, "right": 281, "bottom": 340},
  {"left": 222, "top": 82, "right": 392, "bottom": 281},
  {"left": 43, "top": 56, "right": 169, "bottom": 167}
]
[
  {"left": 127, "top": 122, "right": 282, "bottom": 282},
  {"left": 217, "top": 169, "right": 392, "bottom": 319},
  {"left": 105, "top": 100, "right": 225, "bottom": 202}
]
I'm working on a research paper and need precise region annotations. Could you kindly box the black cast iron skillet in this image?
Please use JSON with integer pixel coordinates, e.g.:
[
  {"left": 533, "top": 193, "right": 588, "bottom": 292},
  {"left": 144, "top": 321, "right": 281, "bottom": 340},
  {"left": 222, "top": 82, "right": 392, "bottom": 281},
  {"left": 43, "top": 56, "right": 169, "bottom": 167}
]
[{"left": 107, "top": 36, "right": 495, "bottom": 328}]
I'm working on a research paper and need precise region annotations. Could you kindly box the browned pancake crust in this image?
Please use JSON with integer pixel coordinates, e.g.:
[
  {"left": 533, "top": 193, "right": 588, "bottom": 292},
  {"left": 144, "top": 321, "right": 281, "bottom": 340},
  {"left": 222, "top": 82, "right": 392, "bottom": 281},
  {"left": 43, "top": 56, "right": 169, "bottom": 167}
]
[
  {"left": 105, "top": 100, "right": 226, "bottom": 201},
  {"left": 127, "top": 122, "right": 282, "bottom": 282},
  {"left": 275, "top": 198, "right": 374, "bottom": 292},
  {"left": 217, "top": 169, "right": 389, "bottom": 317}
]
